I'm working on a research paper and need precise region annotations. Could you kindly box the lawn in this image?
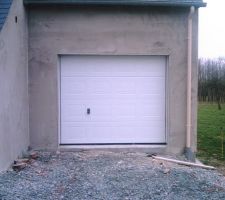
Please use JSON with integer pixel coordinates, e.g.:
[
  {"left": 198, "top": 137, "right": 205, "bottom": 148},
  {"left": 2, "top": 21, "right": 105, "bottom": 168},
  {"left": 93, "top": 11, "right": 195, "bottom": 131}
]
[{"left": 197, "top": 103, "right": 225, "bottom": 167}]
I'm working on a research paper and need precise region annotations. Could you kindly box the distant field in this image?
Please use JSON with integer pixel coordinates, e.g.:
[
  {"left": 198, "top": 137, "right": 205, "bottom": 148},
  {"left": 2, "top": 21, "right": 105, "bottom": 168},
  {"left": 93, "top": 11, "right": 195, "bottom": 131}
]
[{"left": 197, "top": 103, "right": 225, "bottom": 166}]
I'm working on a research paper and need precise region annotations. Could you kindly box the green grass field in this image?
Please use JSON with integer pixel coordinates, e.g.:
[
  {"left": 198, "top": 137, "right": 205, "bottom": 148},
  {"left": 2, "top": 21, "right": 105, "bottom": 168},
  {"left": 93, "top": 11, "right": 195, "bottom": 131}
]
[{"left": 197, "top": 103, "right": 225, "bottom": 166}]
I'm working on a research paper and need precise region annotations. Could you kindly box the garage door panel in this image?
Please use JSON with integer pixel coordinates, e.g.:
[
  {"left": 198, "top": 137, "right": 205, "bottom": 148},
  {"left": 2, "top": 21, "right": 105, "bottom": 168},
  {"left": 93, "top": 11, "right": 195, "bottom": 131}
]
[
  {"left": 62, "top": 105, "right": 164, "bottom": 120},
  {"left": 61, "top": 56, "right": 166, "bottom": 77},
  {"left": 135, "top": 78, "right": 165, "bottom": 94},
  {"left": 61, "top": 77, "right": 87, "bottom": 94},
  {"left": 62, "top": 94, "right": 165, "bottom": 105},
  {"left": 61, "top": 126, "right": 86, "bottom": 144},
  {"left": 61, "top": 95, "right": 90, "bottom": 105},
  {"left": 87, "top": 105, "right": 113, "bottom": 116},
  {"left": 61, "top": 94, "right": 114, "bottom": 105},
  {"left": 110, "top": 104, "right": 135, "bottom": 116},
  {"left": 79, "top": 77, "right": 165, "bottom": 94},
  {"left": 61, "top": 105, "right": 87, "bottom": 121},
  {"left": 63, "top": 120, "right": 165, "bottom": 127},
  {"left": 136, "top": 105, "right": 165, "bottom": 116},
  {"left": 61, "top": 125, "right": 165, "bottom": 144},
  {"left": 62, "top": 128, "right": 165, "bottom": 144},
  {"left": 60, "top": 55, "right": 166, "bottom": 144}
]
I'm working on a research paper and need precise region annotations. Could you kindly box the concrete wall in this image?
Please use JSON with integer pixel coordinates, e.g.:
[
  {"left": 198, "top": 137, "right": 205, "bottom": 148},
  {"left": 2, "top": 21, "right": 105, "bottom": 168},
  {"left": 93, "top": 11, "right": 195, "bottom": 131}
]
[
  {"left": 28, "top": 5, "right": 199, "bottom": 154},
  {"left": 0, "top": 0, "right": 29, "bottom": 171}
]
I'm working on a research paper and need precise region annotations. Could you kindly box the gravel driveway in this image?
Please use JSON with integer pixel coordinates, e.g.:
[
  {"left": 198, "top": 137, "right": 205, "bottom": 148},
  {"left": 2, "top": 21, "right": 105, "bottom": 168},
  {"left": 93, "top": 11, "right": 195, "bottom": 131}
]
[{"left": 1, "top": 150, "right": 225, "bottom": 200}]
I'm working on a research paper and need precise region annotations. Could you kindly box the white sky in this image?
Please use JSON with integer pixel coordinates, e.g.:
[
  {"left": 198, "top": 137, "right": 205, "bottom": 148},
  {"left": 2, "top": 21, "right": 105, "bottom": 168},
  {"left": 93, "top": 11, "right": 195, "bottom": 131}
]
[{"left": 199, "top": 0, "right": 225, "bottom": 58}]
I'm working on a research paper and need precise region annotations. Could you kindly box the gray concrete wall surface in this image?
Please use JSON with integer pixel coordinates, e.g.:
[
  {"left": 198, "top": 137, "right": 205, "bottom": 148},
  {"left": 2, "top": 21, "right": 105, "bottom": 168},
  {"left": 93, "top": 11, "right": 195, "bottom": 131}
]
[
  {"left": 0, "top": 0, "right": 29, "bottom": 171},
  {"left": 28, "top": 6, "right": 199, "bottom": 154}
]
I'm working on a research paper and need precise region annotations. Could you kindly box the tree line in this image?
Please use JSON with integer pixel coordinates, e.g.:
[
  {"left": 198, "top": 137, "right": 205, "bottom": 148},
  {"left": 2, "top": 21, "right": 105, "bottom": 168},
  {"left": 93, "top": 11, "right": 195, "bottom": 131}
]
[{"left": 198, "top": 58, "right": 225, "bottom": 109}]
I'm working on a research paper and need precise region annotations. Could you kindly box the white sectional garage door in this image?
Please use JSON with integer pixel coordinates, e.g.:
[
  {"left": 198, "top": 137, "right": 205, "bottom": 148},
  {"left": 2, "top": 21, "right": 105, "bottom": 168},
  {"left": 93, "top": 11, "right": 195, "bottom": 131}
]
[{"left": 60, "top": 55, "right": 166, "bottom": 144}]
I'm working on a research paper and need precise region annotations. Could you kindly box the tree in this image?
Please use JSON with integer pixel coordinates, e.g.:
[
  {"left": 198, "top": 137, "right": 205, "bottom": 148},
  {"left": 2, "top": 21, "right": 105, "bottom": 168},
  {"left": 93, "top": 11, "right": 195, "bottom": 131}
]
[{"left": 198, "top": 58, "right": 225, "bottom": 110}]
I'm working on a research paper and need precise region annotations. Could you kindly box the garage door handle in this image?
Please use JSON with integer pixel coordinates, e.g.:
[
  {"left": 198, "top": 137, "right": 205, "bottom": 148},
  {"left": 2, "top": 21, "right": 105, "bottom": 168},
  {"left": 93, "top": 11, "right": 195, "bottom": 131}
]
[{"left": 87, "top": 108, "right": 91, "bottom": 115}]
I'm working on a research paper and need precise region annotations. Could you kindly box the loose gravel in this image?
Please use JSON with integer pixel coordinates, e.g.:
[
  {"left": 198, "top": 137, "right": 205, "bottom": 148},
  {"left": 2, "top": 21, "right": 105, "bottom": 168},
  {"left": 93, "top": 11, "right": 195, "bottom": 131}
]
[{"left": 1, "top": 151, "right": 225, "bottom": 200}]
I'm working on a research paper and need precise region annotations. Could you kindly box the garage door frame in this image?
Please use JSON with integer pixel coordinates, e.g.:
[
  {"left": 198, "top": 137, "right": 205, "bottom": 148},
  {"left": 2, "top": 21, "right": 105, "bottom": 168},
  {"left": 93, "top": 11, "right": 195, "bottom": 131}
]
[{"left": 58, "top": 54, "right": 169, "bottom": 146}]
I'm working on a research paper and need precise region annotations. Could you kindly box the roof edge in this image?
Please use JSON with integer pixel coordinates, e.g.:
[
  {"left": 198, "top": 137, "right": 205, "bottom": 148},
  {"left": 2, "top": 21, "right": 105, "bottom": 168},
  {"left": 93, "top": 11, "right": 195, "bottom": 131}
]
[{"left": 23, "top": 0, "right": 207, "bottom": 8}]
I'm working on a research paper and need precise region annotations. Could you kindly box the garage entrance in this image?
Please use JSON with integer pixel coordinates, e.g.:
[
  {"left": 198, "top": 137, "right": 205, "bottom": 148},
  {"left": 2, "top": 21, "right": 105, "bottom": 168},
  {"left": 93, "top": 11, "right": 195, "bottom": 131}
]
[{"left": 60, "top": 55, "right": 166, "bottom": 144}]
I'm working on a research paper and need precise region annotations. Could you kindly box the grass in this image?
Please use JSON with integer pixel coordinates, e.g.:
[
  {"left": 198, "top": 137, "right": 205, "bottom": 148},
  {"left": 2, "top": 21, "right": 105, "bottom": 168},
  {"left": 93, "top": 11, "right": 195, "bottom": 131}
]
[{"left": 197, "top": 103, "right": 225, "bottom": 167}]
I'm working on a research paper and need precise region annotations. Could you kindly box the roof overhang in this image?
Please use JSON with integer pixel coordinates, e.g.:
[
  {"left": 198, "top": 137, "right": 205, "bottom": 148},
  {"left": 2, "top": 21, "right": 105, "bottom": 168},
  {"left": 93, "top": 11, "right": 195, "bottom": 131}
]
[{"left": 23, "top": 0, "right": 207, "bottom": 8}]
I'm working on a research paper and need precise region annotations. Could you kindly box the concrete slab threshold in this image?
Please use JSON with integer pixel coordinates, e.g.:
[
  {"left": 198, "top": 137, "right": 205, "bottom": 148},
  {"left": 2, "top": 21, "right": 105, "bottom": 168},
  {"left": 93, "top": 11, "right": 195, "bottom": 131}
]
[{"left": 58, "top": 144, "right": 167, "bottom": 153}]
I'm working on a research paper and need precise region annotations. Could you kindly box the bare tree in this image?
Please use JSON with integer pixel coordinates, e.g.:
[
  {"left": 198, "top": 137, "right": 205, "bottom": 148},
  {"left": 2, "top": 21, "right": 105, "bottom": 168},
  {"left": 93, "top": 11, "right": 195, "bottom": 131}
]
[{"left": 198, "top": 58, "right": 225, "bottom": 109}]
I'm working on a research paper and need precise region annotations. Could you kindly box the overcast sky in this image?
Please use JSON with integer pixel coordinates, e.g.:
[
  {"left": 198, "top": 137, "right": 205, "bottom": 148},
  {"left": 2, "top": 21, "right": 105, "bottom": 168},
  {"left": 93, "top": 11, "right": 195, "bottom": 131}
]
[{"left": 199, "top": 0, "right": 225, "bottom": 59}]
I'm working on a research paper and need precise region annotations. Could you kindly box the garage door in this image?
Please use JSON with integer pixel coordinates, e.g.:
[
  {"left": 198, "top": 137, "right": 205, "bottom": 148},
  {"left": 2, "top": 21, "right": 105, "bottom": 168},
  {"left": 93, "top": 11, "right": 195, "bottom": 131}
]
[{"left": 60, "top": 55, "right": 166, "bottom": 144}]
